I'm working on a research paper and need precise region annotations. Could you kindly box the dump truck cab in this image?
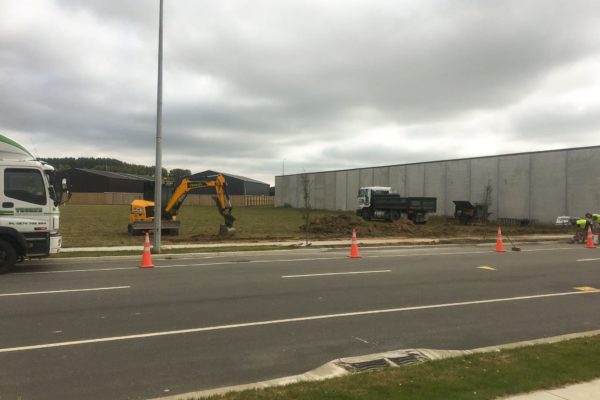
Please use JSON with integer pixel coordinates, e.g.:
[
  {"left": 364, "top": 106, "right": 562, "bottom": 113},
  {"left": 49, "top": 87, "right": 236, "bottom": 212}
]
[
  {"left": 0, "top": 134, "right": 69, "bottom": 273},
  {"left": 357, "top": 187, "right": 393, "bottom": 208}
]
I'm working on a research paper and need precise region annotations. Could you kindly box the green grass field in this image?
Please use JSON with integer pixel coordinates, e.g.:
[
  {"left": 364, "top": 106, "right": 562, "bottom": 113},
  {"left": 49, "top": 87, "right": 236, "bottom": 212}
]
[
  {"left": 59, "top": 204, "right": 572, "bottom": 248},
  {"left": 59, "top": 205, "right": 347, "bottom": 247}
]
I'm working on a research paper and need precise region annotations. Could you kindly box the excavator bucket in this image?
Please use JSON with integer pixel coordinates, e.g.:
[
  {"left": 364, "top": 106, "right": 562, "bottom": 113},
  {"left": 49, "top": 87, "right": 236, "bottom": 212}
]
[
  {"left": 219, "top": 224, "right": 235, "bottom": 236},
  {"left": 218, "top": 212, "right": 236, "bottom": 236}
]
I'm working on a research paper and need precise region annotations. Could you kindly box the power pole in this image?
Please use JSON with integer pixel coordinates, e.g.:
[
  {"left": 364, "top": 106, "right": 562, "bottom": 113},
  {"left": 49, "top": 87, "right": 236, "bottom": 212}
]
[{"left": 153, "top": 0, "right": 164, "bottom": 253}]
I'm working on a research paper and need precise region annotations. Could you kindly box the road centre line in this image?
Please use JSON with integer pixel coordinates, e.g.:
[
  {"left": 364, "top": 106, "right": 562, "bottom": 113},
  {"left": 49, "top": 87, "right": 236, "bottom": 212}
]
[
  {"left": 20, "top": 247, "right": 583, "bottom": 275},
  {"left": 0, "top": 289, "right": 597, "bottom": 353},
  {"left": 282, "top": 270, "right": 391, "bottom": 278},
  {"left": 0, "top": 286, "right": 131, "bottom": 297},
  {"left": 22, "top": 267, "right": 137, "bottom": 274},
  {"left": 577, "top": 258, "right": 600, "bottom": 262}
]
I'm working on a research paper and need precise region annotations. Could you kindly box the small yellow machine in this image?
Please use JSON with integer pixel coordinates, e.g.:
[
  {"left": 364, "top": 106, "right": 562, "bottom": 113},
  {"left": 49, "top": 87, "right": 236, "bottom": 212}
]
[{"left": 128, "top": 174, "right": 235, "bottom": 236}]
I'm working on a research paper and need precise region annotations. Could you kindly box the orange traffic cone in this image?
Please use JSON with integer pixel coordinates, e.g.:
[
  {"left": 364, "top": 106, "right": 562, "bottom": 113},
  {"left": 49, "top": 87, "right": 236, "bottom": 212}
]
[
  {"left": 495, "top": 226, "right": 506, "bottom": 253},
  {"left": 140, "top": 232, "right": 155, "bottom": 268},
  {"left": 585, "top": 226, "right": 596, "bottom": 249},
  {"left": 349, "top": 228, "right": 361, "bottom": 258}
]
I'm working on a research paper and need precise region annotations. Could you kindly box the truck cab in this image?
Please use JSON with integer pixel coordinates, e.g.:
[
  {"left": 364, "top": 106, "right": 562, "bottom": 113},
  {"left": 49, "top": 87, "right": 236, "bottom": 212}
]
[
  {"left": 357, "top": 187, "right": 392, "bottom": 208},
  {"left": 357, "top": 186, "right": 437, "bottom": 224},
  {"left": 0, "top": 135, "right": 68, "bottom": 273}
]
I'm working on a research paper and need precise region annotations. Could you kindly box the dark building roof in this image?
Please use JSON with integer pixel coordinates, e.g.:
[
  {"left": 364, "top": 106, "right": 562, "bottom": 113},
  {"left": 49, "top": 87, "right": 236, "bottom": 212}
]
[
  {"left": 75, "top": 169, "right": 154, "bottom": 182},
  {"left": 189, "top": 170, "right": 270, "bottom": 196},
  {"left": 66, "top": 168, "right": 153, "bottom": 193}
]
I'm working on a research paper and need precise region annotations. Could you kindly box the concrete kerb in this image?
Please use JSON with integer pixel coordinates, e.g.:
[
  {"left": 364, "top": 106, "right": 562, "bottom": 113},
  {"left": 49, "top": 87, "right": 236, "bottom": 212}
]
[
  {"left": 150, "top": 329, "right": 600, "bottom": 400},
  {"left": 57, "top": 234, "right": 572, "bottom": 256}
]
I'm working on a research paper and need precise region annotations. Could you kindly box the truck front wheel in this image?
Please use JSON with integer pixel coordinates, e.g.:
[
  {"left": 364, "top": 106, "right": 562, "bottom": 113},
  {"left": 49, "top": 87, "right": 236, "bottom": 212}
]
[
  {"left": 0, "top": 239, "right": 17, "bottom": 274},
  {"left": 361, "top": 209, "right": 372, "bottom": 221}
]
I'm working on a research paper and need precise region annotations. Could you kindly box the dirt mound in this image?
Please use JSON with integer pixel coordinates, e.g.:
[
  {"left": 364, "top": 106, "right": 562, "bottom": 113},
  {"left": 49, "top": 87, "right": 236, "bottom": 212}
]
[
  {"left": 302, "top": 214, "right": 364, "bottom": 234},
  {"left": 361, "top": 218, "right": 416, "bottom": 236},
  {"left": 302, "top": 214, "right": 418, "bottom": 236}
]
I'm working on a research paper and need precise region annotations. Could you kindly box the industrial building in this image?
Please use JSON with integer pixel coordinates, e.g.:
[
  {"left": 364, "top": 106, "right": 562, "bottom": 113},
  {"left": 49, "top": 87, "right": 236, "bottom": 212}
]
[
  {"left": 274, "top": 146, "right": 600, "bottom": 223},
  {"left": 189, "top": 170, "right": 270, "bottom": 196},
  {"left": 65, "top": 168, "right": 153, "bottom": 193}
]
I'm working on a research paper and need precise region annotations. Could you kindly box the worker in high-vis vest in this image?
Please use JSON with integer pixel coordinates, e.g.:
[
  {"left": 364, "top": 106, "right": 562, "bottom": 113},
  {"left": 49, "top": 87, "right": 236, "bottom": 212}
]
[
  {"left": 575, "top": 213, "right": 593, "bottom": 243},
  {"left": 576, "top": 218, "right": 588, "bottom": 229}
]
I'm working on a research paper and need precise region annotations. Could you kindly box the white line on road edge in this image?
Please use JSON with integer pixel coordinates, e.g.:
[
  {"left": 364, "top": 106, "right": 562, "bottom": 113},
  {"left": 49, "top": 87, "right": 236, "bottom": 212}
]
[
  {"left": 22, "top": 267, "right": 137, "bottom": 275},
  {"left": 0, "top": 289, "right": 597, "bottom": 353},
  {"left": 577, "top": 258, "right": 600, "bottom": 262},
  {"left": 282, "top": 270, "right": 391, "bottom": 278},
  {"left": 19, "top": 247, "right": 582, "bottom": 275},
  {"left": 0, "top": 286, "right": 131, "bottom": 297}
]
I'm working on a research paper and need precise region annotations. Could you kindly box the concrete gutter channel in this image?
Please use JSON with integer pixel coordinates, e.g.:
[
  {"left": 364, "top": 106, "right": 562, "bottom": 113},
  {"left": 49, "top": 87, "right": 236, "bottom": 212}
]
[{"left": 150, "top": 329, "right": 600, "bottom": 400}]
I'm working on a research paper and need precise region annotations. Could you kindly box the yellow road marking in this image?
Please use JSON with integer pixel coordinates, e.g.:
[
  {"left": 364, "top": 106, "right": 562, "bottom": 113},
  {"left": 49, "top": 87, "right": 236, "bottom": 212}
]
[
  {"left": 478, "top": 266, "right": 497, "bottom": 271},
  {"left": 573, "top": 286, "right": 599, "bottom": 292}
]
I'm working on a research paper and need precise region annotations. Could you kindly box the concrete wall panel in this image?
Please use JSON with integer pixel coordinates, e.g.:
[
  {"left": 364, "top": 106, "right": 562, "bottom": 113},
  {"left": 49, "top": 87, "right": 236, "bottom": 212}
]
[
  {"left": 530, "top": 152, "right": 566, "bottom": 221},
  {"left": 335, "top": 171, "right": 348, "bottom": 210},
  {"left": 286, "top": 174, "right": 300, "bottom": 208},
  {"left": 346, "top": 170, "right": 360, "bottom": 211},
  {"left": 445, "top": 160, "right": 470, "bottom": 215},
  {"left": 373, "top": 167, "right": 390, "bottom": 187},
  {"left": 323, "top": 172, "right": 336, "bottom": 211},
  {"left": 424, "top": 163, "right": 446, "bottom": 215},
  {"left": 405, "top": 164, "right": 425, "bottom": 196},
  {"left": 470, "top": 158, "right": 499, "bottom": 217},
  {"left": 313, "top": 173, "right": 326, "bottom": 210},
  {"left": 566, "top": 149, "right": 600, "bottom": 216},
  {"left": 359, "top": 168, "right": 374, "bottom": 188},
  {"left": 389, "top": 165, "right": 406, "bottom": 194},
  {"left": 274, "top": 176, "right": 283, "bottom": 207},
  {"left": 498, "top": 155, "right": 530, "bottom": 219}
]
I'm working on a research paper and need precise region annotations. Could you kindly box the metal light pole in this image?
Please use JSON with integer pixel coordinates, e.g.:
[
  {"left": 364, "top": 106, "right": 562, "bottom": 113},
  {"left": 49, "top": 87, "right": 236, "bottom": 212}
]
[{"left": 153, "top": 0, "right": 164, "bottom": 253}]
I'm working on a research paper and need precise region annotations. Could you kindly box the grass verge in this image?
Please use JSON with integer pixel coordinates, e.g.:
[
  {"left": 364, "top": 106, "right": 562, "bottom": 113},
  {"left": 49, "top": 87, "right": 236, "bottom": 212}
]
[{"left": 204, "top": 335, "right": 600, "bottom": 400}]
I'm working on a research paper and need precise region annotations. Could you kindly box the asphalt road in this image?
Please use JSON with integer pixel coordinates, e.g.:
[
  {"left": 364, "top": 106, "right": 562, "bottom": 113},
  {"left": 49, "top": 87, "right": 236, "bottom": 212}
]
[{"left": 0, "top": 243, "right": 599, "bottom": 399}]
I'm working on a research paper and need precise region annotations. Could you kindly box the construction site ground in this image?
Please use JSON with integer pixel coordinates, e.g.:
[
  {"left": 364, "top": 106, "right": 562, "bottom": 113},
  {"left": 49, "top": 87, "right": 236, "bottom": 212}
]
[{"left": 60, "top": 205, "right": 576, "bottom": 249}]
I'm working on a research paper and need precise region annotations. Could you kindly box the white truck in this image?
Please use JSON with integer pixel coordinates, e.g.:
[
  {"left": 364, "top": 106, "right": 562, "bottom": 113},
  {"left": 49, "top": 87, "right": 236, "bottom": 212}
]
[{"left": 0, "top": 134, "right": 69, "bottom": 273}]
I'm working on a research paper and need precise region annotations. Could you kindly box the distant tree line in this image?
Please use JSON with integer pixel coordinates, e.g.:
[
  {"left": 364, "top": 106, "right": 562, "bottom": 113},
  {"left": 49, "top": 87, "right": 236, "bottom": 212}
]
[{"left": 41, "top": 157, "right": 191, "bottom": 181}]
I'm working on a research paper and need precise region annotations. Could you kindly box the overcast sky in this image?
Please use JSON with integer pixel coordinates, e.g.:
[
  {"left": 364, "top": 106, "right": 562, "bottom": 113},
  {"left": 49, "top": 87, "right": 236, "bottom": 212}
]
[{"left": 1, "top": 1, "right": 599, "bottom": 185}]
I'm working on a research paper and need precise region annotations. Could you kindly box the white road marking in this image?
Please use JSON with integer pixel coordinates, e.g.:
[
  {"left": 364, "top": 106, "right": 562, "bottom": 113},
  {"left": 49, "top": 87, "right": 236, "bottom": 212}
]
[
  {"left": 0, "top": 286, "right": 131, "bottom": 297},
  {"left": 0, "top": 289, "right": 597, "bottom": 353},
  {"left": 22, "top": 267, "right": 136, "bottom": 274},
  {"left": 20, "top": 246, "right": 583, "bottom": 275},
  {"left": 282, "top": 270, "right": 391, "bottom": 278},
  {"left": 353, "top": 336, "right": 370, "bottom": 344},
  {"left": 577, "top": 258, "right": 600, "bottom": 262}
]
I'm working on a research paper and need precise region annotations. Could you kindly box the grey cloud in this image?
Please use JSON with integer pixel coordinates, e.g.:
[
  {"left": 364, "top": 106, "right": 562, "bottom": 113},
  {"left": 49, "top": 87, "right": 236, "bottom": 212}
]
[
  {"left": 510, "top": 106, "right": 600, "bottom": 140},
  {"left": 2, "top": 0, "right": 600, "bottom": 186},
  {"left": 170, "top": 0, "right": 600, "bottom": 123}
]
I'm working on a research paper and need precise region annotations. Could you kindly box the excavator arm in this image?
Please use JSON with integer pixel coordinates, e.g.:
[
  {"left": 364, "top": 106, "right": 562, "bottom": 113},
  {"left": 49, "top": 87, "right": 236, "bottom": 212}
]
[{"left": 164, "top": 174, "right": 235, "bottom": 229}]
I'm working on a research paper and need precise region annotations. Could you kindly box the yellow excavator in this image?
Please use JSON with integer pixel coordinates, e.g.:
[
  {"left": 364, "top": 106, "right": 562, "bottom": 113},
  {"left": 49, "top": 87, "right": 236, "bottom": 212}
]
[{"left": 128, "top": 174, "right": 235, "bottom": 236}]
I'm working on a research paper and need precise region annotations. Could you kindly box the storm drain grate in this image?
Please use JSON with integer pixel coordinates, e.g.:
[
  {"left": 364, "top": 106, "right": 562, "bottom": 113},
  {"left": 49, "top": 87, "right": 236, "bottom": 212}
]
[
  {"left": 339, "top": 358, "right": 390, "bottom": 373},
  {"left": 387, "top": 351, "right": 425, "bottom": 366}
]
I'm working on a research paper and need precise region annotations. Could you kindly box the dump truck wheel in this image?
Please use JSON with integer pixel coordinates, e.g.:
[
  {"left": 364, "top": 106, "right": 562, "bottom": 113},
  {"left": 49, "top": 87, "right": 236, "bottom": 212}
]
[
  {"left": 361, "top": 209, "right": 371, "bottom": 221},
  {"left": 0, "top": 240, "right": 17, "bottom": 274}
]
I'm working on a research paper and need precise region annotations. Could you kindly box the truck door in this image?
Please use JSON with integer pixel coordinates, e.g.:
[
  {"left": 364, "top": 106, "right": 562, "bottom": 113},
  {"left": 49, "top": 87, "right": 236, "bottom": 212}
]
[{"left": 3, "top": 168, "right": 51, "bottom": 256}]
